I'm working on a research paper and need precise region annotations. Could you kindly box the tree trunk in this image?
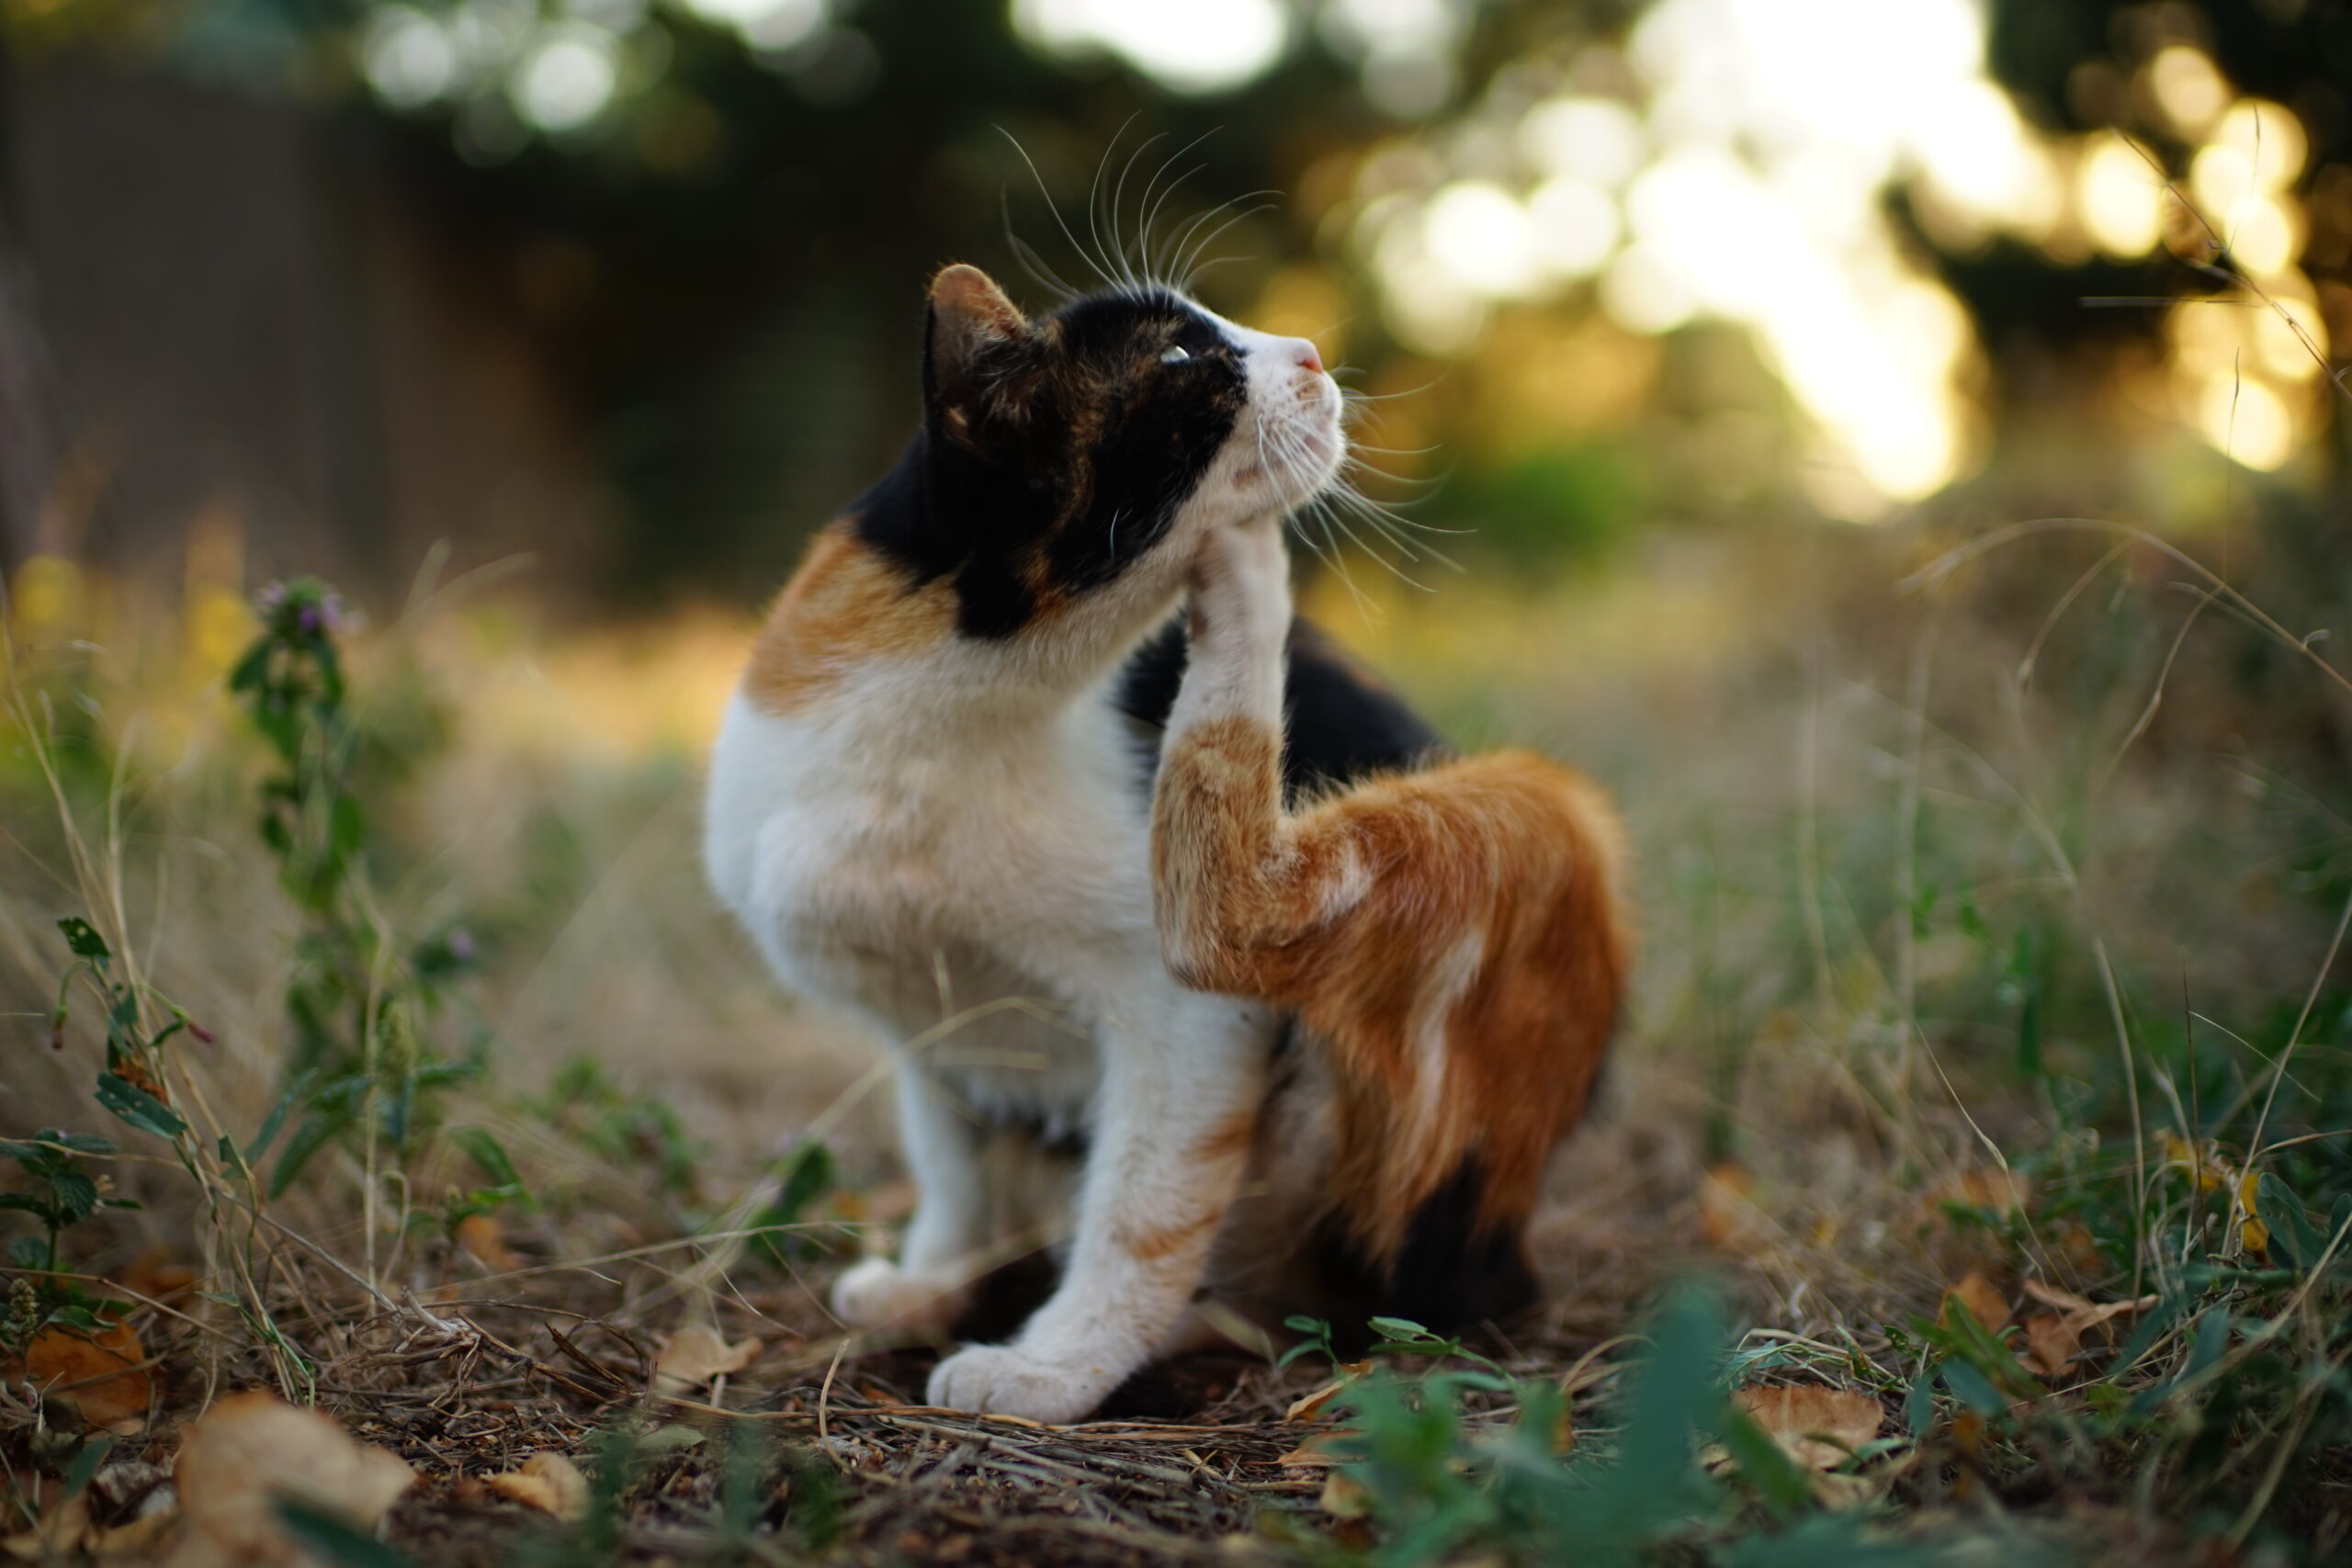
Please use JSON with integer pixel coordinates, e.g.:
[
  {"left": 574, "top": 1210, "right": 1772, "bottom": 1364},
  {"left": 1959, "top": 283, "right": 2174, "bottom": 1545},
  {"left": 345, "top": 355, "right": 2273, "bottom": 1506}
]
[{"left": 0, "top": 35, "right": 57, "bottom": 571}]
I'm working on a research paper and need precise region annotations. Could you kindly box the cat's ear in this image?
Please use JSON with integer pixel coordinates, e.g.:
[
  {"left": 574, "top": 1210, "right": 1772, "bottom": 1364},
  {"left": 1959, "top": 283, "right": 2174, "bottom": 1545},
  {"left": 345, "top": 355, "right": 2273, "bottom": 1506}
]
[{"left": 924, "top": 264, "right": 1031, "bottom": 435}]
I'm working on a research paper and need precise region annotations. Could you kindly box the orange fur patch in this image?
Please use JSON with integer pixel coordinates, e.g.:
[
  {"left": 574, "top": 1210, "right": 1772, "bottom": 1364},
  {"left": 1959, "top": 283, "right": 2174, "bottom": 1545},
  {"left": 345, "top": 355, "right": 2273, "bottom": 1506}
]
[
  {"left": 743, "top": 524, "right": 955, "bottom": 715},
  {"left": 1122, "top": 1208, "right": 1224, "bottom": 1264},
  {"left": 1154, "top": 716, "right": 1630, "bottom": 1263},
  {"left": 1194, "top": 1108, "right": 1260, "bottom": 1165}
]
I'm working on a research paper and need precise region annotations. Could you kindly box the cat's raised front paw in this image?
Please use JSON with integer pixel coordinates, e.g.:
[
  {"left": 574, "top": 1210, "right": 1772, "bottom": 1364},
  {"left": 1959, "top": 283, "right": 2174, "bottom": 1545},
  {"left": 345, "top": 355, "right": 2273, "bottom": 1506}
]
[
  {"left": 926, "top": 1343, "right": 1115, "bottom": 1424},
  {"left": 831, "top": 1258, "right": 967, "bottom": 1333}
]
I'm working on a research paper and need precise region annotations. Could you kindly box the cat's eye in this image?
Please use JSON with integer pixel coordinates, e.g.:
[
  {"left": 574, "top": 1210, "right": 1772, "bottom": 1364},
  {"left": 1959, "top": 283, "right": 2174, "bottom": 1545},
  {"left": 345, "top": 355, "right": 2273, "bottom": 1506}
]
[{"left": 1159, "top": 344, "right": 1192, "bottom": 365}]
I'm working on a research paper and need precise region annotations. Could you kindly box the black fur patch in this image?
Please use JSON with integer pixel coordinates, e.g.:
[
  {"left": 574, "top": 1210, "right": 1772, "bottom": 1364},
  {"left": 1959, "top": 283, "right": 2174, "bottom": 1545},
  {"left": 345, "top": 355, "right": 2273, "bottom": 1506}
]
[
  {"left": 1117, "top": 613, "right": 1448, "bottom": 803},
  {"left": 1310, "top": 1155, "right": 1540, "bottom": 1349},
  {"left": 854, "top": 287, "right": 1245, "bottom": 639}
]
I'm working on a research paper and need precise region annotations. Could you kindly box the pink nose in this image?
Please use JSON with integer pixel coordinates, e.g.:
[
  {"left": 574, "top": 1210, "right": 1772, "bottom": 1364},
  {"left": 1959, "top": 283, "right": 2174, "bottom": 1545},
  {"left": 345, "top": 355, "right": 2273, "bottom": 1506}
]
[{"left": 1295, "top": 341, "right": 1324, "bottom": 375}]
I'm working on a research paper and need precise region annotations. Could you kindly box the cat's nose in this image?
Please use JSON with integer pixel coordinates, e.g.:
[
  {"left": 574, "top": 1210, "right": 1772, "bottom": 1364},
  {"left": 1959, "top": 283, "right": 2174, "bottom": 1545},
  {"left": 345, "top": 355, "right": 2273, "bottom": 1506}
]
[{"left": 1293, "top": 340, "right": 1325, "bottom": 375}]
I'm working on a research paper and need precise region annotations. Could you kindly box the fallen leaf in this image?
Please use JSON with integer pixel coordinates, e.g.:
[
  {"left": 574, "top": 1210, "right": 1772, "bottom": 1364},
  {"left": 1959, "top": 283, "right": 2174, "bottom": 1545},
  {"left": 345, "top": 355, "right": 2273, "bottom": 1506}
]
[
  {"left": 1317, "top": 1469, "right": 1369, "bottom": 1520},
  {"left": 90, "top": 1515, "right": 177, "bottom": 1559},
  {"left": 2018, "top": 1279, "right": 2097, "bottom": 1315},
  {"left": 456, "top": 1213, "right": 520, "bottom": 1272},
  {"left": 2, "top": 1496, "right": 89, "bottom": 1561},
  {"left": 1953, "top": 1168, "right": 2032, "bottom": 1213},
  {"left": 2068, "top": 1294, "right": 2158, "bottom": 1331},
  {"left": 1732, "top": 1384, "right": 1883, "bottom": 1471},
  {"left": 118, "top": 1252, "right": 199, "bottom": 1304},
  {"left": 2022, "top": 1281, "right": 2156, "bottom": 1332},
  {"left": 2020, "top": 1314, "right": 2080, "bottom": 1379},
  {"left": 652, "top": 1325, "right": 760, "bottom": 1393},
  {"left": 1283, "top": 1361, "right": 1370, "bottom": 1423},
  {"left": 164, "top": 1391, "right": 414, "bottom": 1568},
  {"left": 1275, "top": 1431, "right": 1354, "bottom": 1468},
  {"left": 484, "top": 1453, "right": 590, "bottom": 1522},
  {"left": 636, "top": 1426, "right": 707, "bottom": 1458},
  {"left": 1939, "top": 1272, "right": 2010, "bottom": 1334},
  {"left": 1698, "top": 1163, "right": 1763, "bottom": 1250},
  {"left": 17, "top": 1319, "right": 152, "bottom": 1433}
]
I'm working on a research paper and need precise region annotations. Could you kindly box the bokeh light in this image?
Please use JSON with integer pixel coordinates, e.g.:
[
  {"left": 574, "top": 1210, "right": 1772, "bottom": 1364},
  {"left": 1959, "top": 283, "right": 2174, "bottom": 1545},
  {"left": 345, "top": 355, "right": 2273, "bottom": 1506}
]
[{"left": 1012, "top": 0, "right": 1290, "bottom": 95}]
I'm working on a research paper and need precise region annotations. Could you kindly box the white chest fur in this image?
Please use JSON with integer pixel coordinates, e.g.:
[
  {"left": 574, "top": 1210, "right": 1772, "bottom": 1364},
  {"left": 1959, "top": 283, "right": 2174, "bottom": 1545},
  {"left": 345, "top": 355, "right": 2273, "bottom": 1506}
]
[{"left": 702, "top": 671, "right": 1159, "bottom": 1125}]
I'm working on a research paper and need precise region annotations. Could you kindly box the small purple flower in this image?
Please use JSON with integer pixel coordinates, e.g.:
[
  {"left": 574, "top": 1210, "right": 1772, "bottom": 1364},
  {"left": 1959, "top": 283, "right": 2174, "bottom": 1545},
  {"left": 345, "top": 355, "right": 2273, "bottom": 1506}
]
[
  {"left": 447, "top": 929, "right": 476, "bottom": 964},
  {"left": 297, "top": 604, "right": 322, "bottom": 634},
  {"left": 321, "top": 592, "right": 346, "bottom": 632},
  {"left": 255, "top": 581, "right": 289, "bottom": 615}
]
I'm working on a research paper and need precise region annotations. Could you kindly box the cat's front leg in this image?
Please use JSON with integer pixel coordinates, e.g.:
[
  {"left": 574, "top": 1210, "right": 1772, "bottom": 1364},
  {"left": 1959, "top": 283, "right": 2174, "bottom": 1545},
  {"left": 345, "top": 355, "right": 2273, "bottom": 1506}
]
[
  {"left": 833, "top": 1060, "right": 987, "bottom": 1334},
  {"left": 926, "top": 989, "right": 1272, "bottom": 1421}
]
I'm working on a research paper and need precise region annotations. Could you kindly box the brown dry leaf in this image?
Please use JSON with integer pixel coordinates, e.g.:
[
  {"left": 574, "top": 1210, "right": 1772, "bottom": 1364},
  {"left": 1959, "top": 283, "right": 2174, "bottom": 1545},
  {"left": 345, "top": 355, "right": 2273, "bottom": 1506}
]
[
  {"left": 1954, "top": 1168, "right": 2032, "bottom": 1213},
  {"left": 1275, "top": 1431, "right": 1354, "bottom": 1468},
  {"left": 165, "top": 1391, "right": 414, "bottom": 1568},
  {"left": 118, "top": 1252, "right": 199, "bottom": 1304},
  {"left": 1698, "top": 1163, "right": 1763, "bottom": 1251},
  {"left": 2021, "top": 1314, "right": 2081, "bottom": 1380},
  {"left": 652, "top": 1325, "right": 761, "bottom": 1393},
  {"left": 484, "top": 1453, "right": 591, "bottom": 1522},
  {"left": 2018, "top": 1279, "right": 2097, "bottom": 1315},
  {"left": 861, "top": 1179, "right": 918, "bottom": 1224},
  {"left": 1317, "top": 1469, "right": 1370, "bottom": 1520},
  {"left": 91, "top": 1515, "right": 179, "bottom": 1560},
  {"left": 456, "top": 1213, "right": 520, "bottom": 1272},
  {"left": 2068, "top": 1294, "right": 2158, "bottom": 1331},
  {"left": 1283, "top": 1361, "right": 1370, "bottom": 1423},
  {"left": 1732, "top": 1384, "right": 1883, "bottom": 1471},
  {"left": 3, "top": 1496, "right": 90, "bottom": 1561},
  {"left": 18, "top": 1319, "right": 153, "bottom": 1433},
  {"left": 1939, "top": 1272, "right": 2011, "bottom": 1334}
]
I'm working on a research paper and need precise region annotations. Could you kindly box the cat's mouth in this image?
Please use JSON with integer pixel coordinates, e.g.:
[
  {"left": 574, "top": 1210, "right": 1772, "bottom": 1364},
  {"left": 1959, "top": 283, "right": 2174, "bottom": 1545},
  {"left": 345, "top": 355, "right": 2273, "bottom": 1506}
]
[{"left": 1252, "top": 390, "right": 1345, "bottom": 504}]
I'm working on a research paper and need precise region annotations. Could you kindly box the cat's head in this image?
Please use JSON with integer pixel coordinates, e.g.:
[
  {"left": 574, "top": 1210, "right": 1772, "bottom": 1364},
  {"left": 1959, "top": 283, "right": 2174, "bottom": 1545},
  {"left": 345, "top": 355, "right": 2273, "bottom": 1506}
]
[{"left": 870, "top": 264, "right": 1341, "bottom": 638}]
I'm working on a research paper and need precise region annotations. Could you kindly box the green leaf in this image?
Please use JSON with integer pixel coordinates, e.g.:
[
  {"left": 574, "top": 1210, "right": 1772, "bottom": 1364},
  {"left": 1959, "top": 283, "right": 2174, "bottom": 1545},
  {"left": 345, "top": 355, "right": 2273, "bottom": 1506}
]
[
  {"left": 62, "top": 1433, "right": 116, "bottom": 1500},
  {"left": 2010, "top": 926, "right": 2043, "bottom": 1078},
  {"left": 1905, "top": 1359, "right": 1938, "bottom": 1441},
  {"left": 1939, "top": 1358, "right": 2006, "bottom": 1416},
  {"left": 1610, "top": 1281, "right": 1730, "bottom": 1530},
  {"left": 250, "top": 1073, "right": 313, "bottom": 1164},
  {"left": 0, "top": 1193, "right": 51, "bottom": 1216},
  {"left": 56, "top": 1133, "right": 119, "bottom": 1156},
  {"left": 95, "top": 1073, "right": 187, "bottom": 1140},
  {"left": 51, "top": 1170, "right": 98, "bottom": 1224},
  {"left": 227, "top": 639, "right": 273, "bottom": 696},
  {"left": 55, "top": 918, "right": 111, "bottom": 962},
  {"left": 273, "top": 1501, "right": 414, "bottom": 1568},
  {"left": 269, "top": 1111, "right": 349, "bottom": 1199},
  {"left": 7, "top": 1235, "right": 48, "bottom": 1269},
  {"left": 775, "top": 1140, "right": 833, "bottom": 1222},
  {"left": 447, "top": 1127, "right": 520, "bottom": 1191},
  {"left": 2255, "top": 1173, "right": 2322, "bottom": 1272},
  {"left": 1714, "top": 1404, "right": 1812, "bottom": 1519}
]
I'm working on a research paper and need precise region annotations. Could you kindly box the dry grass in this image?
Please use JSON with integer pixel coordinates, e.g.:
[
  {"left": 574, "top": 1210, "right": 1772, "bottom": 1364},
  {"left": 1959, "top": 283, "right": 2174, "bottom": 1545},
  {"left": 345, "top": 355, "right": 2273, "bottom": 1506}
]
[{"left": 3, "top": 509, "right": 2348, "bottom": 1563}]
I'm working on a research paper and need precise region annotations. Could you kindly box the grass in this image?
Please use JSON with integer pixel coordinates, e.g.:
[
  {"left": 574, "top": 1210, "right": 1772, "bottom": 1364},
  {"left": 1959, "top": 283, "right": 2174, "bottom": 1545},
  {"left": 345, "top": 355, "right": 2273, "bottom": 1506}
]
[{"left": 1, "top": 483, "right": 2348, "bottom": 1565}]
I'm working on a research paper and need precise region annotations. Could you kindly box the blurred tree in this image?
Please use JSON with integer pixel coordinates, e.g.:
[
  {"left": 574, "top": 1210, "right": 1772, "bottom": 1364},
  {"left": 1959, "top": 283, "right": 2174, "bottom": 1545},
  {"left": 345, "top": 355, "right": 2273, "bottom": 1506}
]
[{"left": 0, "top": 33, "right": 58, "bottom": 570}]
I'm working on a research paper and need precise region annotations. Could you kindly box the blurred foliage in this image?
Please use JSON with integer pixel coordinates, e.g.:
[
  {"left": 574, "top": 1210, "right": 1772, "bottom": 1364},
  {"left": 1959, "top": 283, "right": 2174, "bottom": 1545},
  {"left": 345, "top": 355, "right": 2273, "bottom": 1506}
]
[{"left": 1, "top": 0, "right": 2342, "bottom": 599}]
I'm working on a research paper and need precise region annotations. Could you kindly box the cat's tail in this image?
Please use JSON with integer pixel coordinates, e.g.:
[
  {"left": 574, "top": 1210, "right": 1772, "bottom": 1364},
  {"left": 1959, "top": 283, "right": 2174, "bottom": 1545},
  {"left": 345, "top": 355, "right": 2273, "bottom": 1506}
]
[
  {"left": 1304, "top": 752, "right": 1630, "bottom": 1273},
  {"left": 1156, "top": 731, "right": 1632, "bottom": 1287}
]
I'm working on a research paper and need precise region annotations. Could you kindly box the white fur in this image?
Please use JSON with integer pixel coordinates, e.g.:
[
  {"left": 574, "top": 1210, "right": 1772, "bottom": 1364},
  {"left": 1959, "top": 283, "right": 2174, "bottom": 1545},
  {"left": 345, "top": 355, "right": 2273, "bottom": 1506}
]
[{"left": 705, "top": 306, "right": 1341, "bottom": 1422}]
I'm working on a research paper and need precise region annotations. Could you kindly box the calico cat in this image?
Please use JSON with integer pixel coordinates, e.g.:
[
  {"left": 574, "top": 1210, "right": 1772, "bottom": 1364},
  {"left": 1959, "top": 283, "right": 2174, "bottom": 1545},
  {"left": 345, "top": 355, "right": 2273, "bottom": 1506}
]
[{"left": 703, "top": 262, "right": 1628, "bottom": 1423}]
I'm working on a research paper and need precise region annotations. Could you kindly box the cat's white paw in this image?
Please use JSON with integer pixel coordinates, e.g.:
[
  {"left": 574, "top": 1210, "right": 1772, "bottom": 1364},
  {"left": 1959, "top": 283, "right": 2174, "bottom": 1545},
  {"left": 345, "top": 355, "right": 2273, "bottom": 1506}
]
[
  {"left": 831, "top": 1258, "right": 967, "bottom": 1333},
  {"left": 926, "top": 1344, "right": 1114, "bottom": 1424}
]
